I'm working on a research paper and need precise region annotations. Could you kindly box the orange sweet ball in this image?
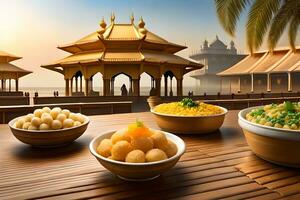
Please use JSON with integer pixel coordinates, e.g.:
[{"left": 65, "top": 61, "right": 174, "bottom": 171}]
[
  {"left": 111, "top": 141, "right": 133, "bottom": 161},
  {"left": 97, "top": 139, "right": 113, "bottom": 158},
  {"left": 127, "top": 120, "right": 152, "bottom": 138},
  {"left": 161, "top": 140, "right": 178, "bottom": 158},
  {"left": 125, "top": 150, "right": 146, "bottom": 163},
  {"left": 145, "top": 149, "right": 167, "bottom": 162},
  {"left": 151, "top": 131, "right": 168, "bottom": 149},
  {"left": 131, "top": 136, "right": 153, "bottom": 153},
  {"left": 111, "top": 128, "right": 131, "bottom": 144}
]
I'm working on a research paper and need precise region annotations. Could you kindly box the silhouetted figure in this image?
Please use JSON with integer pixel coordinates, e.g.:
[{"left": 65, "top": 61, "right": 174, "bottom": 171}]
[
  {"left": 149, "top": 87, "right": 156, "bottom": 96},
  {"left": 121, "top": 84, "right": 128, "bottom": 96}
]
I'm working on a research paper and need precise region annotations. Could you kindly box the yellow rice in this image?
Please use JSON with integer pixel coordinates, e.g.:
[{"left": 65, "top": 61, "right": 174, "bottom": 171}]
[{"left": 154, "top": 102, "right": 223, "bottom": 116}]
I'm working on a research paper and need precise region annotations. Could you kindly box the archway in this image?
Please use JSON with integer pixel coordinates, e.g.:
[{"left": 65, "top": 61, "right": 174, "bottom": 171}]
[
  {"left": 112, "top": 73, "right": 132, "bottom": 96},
  {"left": 91, "top": 72, "right": 103, "bottom": 96},
  {"left": 140, "top": 72, "right": 155, "bottom": 96},
  {"left": 71, "top": 71, "right": 85, "bottom": 96},
  {"left": 162, "top": 70, "right": 177, "bottom": 96}
]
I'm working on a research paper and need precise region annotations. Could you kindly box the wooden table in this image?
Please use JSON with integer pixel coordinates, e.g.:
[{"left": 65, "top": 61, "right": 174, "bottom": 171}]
[{"left": 1, "top": 111, "right": 300, "bottom": 200}]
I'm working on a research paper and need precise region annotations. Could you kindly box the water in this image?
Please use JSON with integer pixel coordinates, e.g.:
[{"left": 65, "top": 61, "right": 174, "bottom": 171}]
[{"left": 19, "top": 86, "right": 200, "bottom": 97}]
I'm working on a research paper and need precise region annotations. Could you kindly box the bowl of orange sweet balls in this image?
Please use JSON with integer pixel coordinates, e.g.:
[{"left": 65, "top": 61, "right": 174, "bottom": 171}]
[
  {"left": 89, "top": 120, "right": 185, "bottom": 181},
  {"left": 8, "top": 107, "right": 89, "bottom": 147}
]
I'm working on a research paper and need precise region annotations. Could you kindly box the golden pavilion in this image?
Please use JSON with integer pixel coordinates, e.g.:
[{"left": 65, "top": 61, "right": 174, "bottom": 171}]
[
  {"left": 41, "top": 15, "right": 202, "bottom": 96},
  {"left": 0, "top": 51, "right": 31, "bottom": 93}
]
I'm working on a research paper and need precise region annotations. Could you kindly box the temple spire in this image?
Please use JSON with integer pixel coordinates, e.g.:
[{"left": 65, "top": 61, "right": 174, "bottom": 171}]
[
  {"left": 130, "top": 13, "right": 134, "bottom": 24},
  {"left": 111, "top": 12, "right": 115, "bottom": 24}
]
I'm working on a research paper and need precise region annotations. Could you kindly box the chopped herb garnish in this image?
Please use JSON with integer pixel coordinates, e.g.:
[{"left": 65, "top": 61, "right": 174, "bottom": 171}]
[{"left": 180, "top": 98, "right": 199, "bottom": 108}]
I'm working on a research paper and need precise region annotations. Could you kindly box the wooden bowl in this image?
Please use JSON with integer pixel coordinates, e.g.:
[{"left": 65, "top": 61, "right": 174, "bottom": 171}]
[
  {"left": 150, "top": 106, "right": 227, "bottom": 134},
  {"left": 8, "top": 115, "right": 89, "bottom": 148},
  {"left": 89, "top": 130, "right": 185, "bottom": 181},
  {"left": 239, "top": 107, "right": 300, "bottom": 168}
]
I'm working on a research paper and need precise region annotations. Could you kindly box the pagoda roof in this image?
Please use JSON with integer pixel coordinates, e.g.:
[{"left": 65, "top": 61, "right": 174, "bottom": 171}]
[
  {"left": 0, "top": 51, "right": 22, "bottom": 62},
  {"left": 0, "top": 63, "right": 32, "bottom": 78},
  {"left": 57, "top": 18, "right": 186, "bottom": 54},
  {"left": 42, "top": 50, "right": 201, "bottom": 68},
  {"left": 218, "top": 47, "right": 300, "bottom": 76}
]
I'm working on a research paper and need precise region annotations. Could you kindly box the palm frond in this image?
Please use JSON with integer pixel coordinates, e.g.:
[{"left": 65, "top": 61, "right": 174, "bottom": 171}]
[
  {"left": 246, "top": 0, "right": 280, "bottom": 53},
  {"left": 288, "top": 14, "right": 300, "bottom": 52},
  {"left": 268, "top": 0, "right": 299, "bottom": 51},
  {"left": 215, "top": 0, "right": 251, "bottom": 36}
]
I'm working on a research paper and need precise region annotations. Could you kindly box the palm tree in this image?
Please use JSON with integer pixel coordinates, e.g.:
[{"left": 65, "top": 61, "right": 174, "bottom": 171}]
[{"left": 215, "top": 0, "right": 300, "bottom": 53}]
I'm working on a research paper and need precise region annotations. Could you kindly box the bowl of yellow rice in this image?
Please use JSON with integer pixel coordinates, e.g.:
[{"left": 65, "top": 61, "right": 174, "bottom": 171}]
[
  {"left": 239, "top": 101, "right": 300, "bottom": 168},
  {"left": 151, "top": 98, "right": 227, "bottom": 134}
]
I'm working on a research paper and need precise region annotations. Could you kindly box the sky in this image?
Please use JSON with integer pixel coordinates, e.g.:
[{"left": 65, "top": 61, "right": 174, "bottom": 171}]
[{"left": 0, "top": 0, "right": 296, "bottom": 88}]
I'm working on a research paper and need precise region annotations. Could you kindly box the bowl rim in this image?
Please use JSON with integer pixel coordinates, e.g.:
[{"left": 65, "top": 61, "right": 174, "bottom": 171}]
[
  {"left": 8, "top": 114, "right": 90, "bottom": 133},
  {"left": 89, "top": 130, "right": 186, "bottom": 166},
  {"left": 150, "top": 104, "right": 228, "bottom": 118},
  {"left": 238, "top": 106, "right": 300, "bottom": 133}
]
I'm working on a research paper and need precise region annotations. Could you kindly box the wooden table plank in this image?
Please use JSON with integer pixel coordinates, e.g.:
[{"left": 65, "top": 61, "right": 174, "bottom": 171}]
[{"left": 0, "top": 111, "right": 292, "bottom": 199}]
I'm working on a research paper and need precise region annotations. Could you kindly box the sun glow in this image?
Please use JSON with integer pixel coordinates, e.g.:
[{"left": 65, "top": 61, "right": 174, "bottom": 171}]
[{"left": 0, "top": 1, "right": 21, "bottom": 45}]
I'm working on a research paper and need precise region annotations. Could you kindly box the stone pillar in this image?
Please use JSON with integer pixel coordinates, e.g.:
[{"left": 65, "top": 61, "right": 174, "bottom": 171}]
[
  {"left": 267, "top": 74, "right": 271, "bottom": 92},
  {"left": 177, "top": 78, "right": 183, "bottom": 96},
  {"left": 110, "top": 78, "right": 115, "bottom": 96},
  {"left": 155, "top": 78, "right": 161, "bottom": 96},
  {"left": 169, "top": 77, "right": 173, "bottom": 96},
  {"left": 80, "top": 76, "right": 83, "bottom": 92},
  {"left": 288, "top": 73, "right": 292, "bottom": 92},
  {"left": 103, "top": 79, "right": 111, "bottom": 96},
  {"left": 65, "top": 79, "right": 70, "bottom": 96},
  {"left": 9, "top": 79, "right": 11, "bottom": 92},
  {"left": 70, "top": 77, "right": 73, "bottom": 95},
  {"left": 238, "top": 77, "right": 241, "bottom": 93},
  {"left": 164, "top": 75, "right": 168, "bottom": 96},
  {"left": 85, "top": 78, "right": 89, "bottom": 96},
  {"left": 75, "top": 77, "right": 78, "bottom": 92},
  {"left": 132, "top": 79, "right": 140, "bottom": 96},
  {"left": 251, "top": 74, "right": 254, "bottom": 93},
  {"left": 2, "top": 79, "right": 6, "bottom": 91},
  {"left": 15, "top": 79, "right": 19, "bottom": 92}
]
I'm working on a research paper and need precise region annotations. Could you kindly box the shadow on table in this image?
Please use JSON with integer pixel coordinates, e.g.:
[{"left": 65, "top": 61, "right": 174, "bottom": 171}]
[{"left": 11, "top": 135, "right": 93, "bottom": 161}]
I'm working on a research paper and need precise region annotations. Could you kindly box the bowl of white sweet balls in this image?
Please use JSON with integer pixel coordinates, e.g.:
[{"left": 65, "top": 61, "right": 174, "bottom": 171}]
[{"left": 8, "top": 107, "right": 89, "bottom": 147}]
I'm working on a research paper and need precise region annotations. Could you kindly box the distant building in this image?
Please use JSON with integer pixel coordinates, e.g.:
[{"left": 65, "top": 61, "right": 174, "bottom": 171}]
[
  {"left": 218, "top": 47, "right": 300, "bottom": 93},
  {"left": 189, "top": 36, "right": 247, "bottom": 94},
  {"left": 0, "top": 51, "right": 31, "bottom": 95}
]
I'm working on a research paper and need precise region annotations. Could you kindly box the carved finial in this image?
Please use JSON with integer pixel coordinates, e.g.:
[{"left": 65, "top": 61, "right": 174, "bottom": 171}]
[
  {"left": 138, "top": 17, "right": 145, "bottom": 28},
  {"left": 111, "top": 13, "right": 115, "bottom": 23},
  {"left": 216, "top": 35, "right": 219, "bottom": 40},
  {"left": 130, "top": 13, "right": 134, "bottom": 24},
  {"left": 98, "top": 17, "right": 107, "bottom": 36},
  {"left": 100, "top": 17, "right": 107, "bottom": 29}
]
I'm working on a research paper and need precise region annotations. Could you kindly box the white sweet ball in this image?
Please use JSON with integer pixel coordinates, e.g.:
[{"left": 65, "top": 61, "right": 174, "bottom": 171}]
[
  {"left": 50, "top": 110, "right": 60, "bottom": 119},
  {"left": 15, "top": 118, "right": 25, "bottom": 129},
  {"left": 41, "top": 113, "right": 53, "bottom": 125},
  {"left": 31, "top": 117, "right": 42, "bottom": 127},
  {"left": 56, "top": 113, "right": 67, "bottom": 122},
  {"left": 39, "top": 123, "right": 50, "bottom": 130},
  {"left": 68, "top": 113, "right": 77, "bottom": 121},
  {"left": 22, "top": 122, "right": 31, "bottom": 130},
  {"left": 28, "top": 125, "right": 38, "bottom": 130},
  {"left": 63, "top": 118, "right": 74, "bottom": 128},
  {"left": 33, "top": 109, "right": 43, "bottom": 118},
  {"left": 42, "top": 107, "right": 51, "bottom": 113},
  {"left": 52, "top": 107, "right": 62, "bottom": 113},
  {"left": 51, "top": 120, "right": 62, "bottom": 130},
  {"left": 23, "top": 115, "right": 32, "bottom": 122},
  {"left": 73, "top": 121, "right": 82, "bottom": 126},
  {"left": 76, "top": 114, "right": 85, "bottom": 123},
  {"left": 27, "top": 114, "right": 34, "bottom": 120},
  {"left": 61, "top": 109, "right": 70, "bottom": 118}
]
